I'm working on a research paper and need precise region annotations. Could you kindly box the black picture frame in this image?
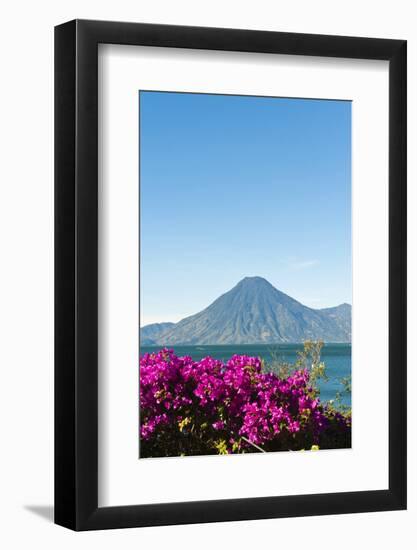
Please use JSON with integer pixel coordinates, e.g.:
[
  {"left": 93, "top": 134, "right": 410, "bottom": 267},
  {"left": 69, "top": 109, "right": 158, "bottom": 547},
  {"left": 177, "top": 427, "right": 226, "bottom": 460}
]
[{"left": 55, "top": 19, "right": 407, "bottom": 531}]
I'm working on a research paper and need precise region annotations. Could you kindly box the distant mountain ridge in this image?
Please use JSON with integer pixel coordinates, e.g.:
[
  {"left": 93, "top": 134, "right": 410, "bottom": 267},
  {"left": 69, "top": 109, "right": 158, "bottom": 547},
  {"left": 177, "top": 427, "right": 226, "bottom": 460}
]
[
  {"left": 140, "top": 322, "right": 175, "bottom": 345},
  {"left": 141, "top": 277, "right": 351, "bottom": 345}
]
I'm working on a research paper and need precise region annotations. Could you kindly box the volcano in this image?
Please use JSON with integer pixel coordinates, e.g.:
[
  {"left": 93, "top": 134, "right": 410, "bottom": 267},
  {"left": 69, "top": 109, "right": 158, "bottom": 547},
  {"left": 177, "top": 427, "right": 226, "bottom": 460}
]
[{"left": 141, "top": 276, "right": 351, "bottom": 345}]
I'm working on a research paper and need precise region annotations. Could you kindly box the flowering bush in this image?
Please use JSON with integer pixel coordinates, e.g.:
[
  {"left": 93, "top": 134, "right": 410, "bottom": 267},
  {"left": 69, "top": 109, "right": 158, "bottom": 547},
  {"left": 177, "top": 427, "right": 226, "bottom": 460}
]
[{"left": 140, "top": 348, "right": 351, "bottom": 458}]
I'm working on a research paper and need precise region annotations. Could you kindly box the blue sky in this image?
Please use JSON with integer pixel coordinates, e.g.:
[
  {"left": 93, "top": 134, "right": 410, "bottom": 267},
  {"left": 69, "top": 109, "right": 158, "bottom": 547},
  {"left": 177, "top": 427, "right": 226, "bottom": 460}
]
[{"left": 140, "top": 91, "right": 351, "bottom": 326}]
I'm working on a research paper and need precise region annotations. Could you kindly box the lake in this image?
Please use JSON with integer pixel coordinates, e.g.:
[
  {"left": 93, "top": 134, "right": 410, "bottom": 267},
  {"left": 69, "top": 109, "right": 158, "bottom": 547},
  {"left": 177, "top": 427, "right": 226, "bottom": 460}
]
[{"left": 140, "top": 343, "right": 352, "bottom": 406}]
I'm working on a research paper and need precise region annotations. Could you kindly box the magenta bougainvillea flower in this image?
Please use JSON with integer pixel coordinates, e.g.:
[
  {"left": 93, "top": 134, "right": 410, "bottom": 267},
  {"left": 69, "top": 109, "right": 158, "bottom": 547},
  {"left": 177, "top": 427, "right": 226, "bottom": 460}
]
[{"left": 139, "top": 349, "right": 351, "bottom": 458}]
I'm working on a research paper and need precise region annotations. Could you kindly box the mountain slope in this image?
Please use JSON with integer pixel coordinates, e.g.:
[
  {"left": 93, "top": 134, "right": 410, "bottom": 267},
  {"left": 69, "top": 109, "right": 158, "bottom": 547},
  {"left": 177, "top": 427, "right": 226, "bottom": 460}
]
[
  {"left": 140, "top": 322, "right": 175, "bottom": 345},
  {"left": 140, "top": 277, "right": 351, "bottom": 345},
  {"left": 318, "top": 303, "right": 351, "bottom": 340}
]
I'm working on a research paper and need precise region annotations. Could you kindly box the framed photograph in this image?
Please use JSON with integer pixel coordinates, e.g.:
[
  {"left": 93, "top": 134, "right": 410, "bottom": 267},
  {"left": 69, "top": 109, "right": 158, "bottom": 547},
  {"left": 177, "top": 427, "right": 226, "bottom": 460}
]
[{"left": 55, "top": 20, "right": 406, "bottom": 530}]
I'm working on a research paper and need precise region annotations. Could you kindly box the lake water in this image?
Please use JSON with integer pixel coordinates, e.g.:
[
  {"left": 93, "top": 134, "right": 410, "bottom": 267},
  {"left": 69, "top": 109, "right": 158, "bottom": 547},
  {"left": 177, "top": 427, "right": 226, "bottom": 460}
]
[{"left": 140, "top": 343, "right": 352, "bottom": 406}]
